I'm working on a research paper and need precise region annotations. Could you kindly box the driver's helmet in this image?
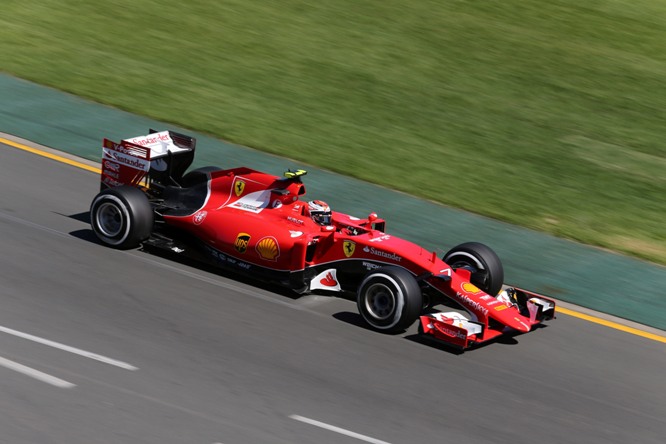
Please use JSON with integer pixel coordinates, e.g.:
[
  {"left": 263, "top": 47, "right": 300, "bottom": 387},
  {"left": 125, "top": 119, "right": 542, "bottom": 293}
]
[{"left": 307, "top": 200, "right": 332, "bottom": 225}]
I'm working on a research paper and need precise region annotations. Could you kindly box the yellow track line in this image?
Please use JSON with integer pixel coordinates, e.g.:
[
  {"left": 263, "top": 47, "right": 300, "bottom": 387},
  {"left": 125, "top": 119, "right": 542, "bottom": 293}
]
[
  {"left": 557, "top": 306, "right": 666, "bottom": 343},
  {"left": 0, "top": 136, "right": 100, "bottom": 174},
  {"left": 2, "top": 135, "right": 665, "bottom": 344}
]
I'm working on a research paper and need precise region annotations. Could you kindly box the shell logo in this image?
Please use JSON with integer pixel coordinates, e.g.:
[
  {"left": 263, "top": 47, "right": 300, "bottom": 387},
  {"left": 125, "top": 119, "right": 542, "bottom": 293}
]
[
  {"left": 256, "top": 236, "right": 280, "bottom": 261},
  {"left": 461, "top": 282, "right": 482, "bottom": 294}
]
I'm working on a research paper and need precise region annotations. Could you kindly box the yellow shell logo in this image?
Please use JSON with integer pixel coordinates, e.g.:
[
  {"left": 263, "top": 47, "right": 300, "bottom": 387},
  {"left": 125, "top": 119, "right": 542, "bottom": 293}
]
[
  {"left": 234, "top": 180, "right": 246, "bottom": 197},
  {"left": 256, "top": 236, "right": 280, "bottom": 261},
  {"left": 461, "top": 282, "right": 482, "bottom": 294}
]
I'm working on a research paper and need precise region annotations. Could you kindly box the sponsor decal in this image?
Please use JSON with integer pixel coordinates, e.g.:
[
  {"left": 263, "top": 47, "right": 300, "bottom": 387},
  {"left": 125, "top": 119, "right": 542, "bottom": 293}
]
[
  {"left": 461, "top": 282, "right": 482, "bottom": 294},
  {"left": 369, "top": 235, "right": 391, "bottom": 243},
  {"left": 103, "top": 160, "right": 120, "bottom": 172},
  {"left": 234, "top": 233, "right": 251, "bottom": 253},
  {"left": 480, "top": 295, "right": 493, "bottom": 301},
  {"left": 310, "top": 269, "right": 342, "bottom": 291},
  {"left": 287, "top": 216, "right": 305, "bottom": 225},
  {"left": 226, "top": 190, "right": 270, "bottom": 213},
  {"left": 127, "top": 132, "right": 171, "bottom": 147},
  {"left": 206, "top": 245, "right": 227, "bottom": 263},
  {"left": 101, "top": 139, "right": 152, "bottom": 186},
  {"left": 289, "top": 231, "right": 303, "bottom": 238},
  {"left": 171, "top": 247, "right": 185, "bottom": 253},
  {"left": 256, "top": 236, "right": 280, "bottom": 261},
  {"left": 205, "top": 245, "right": 251, "bottom": 271},
  {"left": 343, "top": 240, "right": 356, "bottom": 258},
  {"left": 103, "top": 149, "right": 151, "bottom": 171},
  {"left": 234, "top": 180, "right": 246, "bottom": 197},
  {"left": 193, "top": 211, "right": 207, "bottom": 225},
  {"left": 293, "top": 204, "right": 301, "bottom": 212},
  {"left": 102, "top": 177, "right": 123, "bottom": 187},
  {"left": 104, "top": 139, "right": 151, "bottom": 159},
  {"left": 362, "top": 246, "right": 402, "bottom": 262},
  {"left": 104, "top": 169, "right": 120, "bottom": 180},
  {"left": 494, "top": 304, "right": 508, "bottom": 311},
  {"left": 439, "top": 268, "right": 452, "bottom": 277},
  {"left": 232, "top": 202, "right": 258, "bottom": 211},
  {"left": 436, "top": 325, "right": 467, "bottom": 340},
  {"left": 453, "top": 292, "right": 489, "bottom": 317},
  {"left": 362, "top": 261, "right": 381, "bottom": 271},
  {"left": 320, "top": 272, "right": 338, "bottom": 287}
]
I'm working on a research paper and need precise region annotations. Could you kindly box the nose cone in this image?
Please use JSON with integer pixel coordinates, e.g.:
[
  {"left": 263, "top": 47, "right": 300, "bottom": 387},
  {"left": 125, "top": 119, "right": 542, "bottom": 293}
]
[
  {"left": 490, "top": 308, "right": 532, "bottom": 333},
  {"left": 507, "top": 315, "right": 532, "bottom": 333}
]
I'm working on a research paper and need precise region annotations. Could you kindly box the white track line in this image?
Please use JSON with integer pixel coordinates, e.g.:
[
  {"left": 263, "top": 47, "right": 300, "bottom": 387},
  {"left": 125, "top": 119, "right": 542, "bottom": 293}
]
[
  {"left": 0, "top": 325, "right": 138, "bottom": 371},
  {"left": 290, "top": 415, "right": 392, "bottom": 444},
  {"left": 0, "top": 355, "right": 75, "bottom": 388}
]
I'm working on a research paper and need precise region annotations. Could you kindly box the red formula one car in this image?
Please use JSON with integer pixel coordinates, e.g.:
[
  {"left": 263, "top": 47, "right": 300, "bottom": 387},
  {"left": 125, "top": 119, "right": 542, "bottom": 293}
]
[{"left": 90, "top": 129, "right": 555, "bottom": 349}]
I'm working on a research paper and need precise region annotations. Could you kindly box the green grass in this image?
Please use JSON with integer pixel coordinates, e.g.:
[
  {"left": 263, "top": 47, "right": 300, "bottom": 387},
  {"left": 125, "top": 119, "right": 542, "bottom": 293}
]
[{"left": 1, "top": 0, "right": 665, "bottom": 264}]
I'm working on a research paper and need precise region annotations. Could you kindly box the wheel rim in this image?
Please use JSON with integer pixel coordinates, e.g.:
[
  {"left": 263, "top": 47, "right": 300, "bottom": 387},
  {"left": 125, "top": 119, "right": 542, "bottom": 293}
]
[
  {"left": 364, "top": 283, "right": 396, "bottom": 320},
  {"left": 96, "top": 202, "right": 124, "bottom": 237}
]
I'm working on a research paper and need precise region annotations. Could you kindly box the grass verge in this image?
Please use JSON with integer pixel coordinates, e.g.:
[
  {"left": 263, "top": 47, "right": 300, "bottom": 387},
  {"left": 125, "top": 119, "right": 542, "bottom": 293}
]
[{"left": 1, "top": 0, "right": 664, "bottom": 264}]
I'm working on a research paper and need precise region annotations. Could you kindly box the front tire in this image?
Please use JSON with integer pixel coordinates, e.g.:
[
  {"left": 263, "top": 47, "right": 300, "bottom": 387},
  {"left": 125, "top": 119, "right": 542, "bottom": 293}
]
[
  {"left": 443, "top": 242, "right": 504, "bottom": 296},
  {"left": 356, "top": 266, "right": 422, "bottom": 333},
  {"left": 90, "top": 186, "right": 154, "bottom": 249}
]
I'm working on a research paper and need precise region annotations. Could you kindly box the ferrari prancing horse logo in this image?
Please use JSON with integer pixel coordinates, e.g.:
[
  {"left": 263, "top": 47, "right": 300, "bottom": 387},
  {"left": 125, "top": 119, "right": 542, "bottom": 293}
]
[
  {"left": 343, "top": 240, "right": 356, "bottom": 258},
  {"left": 234, "top": 180, "right": 246, "bottom": 197}
]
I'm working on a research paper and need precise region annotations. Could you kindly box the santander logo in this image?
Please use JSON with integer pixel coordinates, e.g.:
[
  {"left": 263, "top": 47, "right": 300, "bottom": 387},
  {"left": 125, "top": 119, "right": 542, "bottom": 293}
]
[
  {"left": 320, "top": 272, "right": 338, "bottom": 287},
  {"left": 310, "top": 269, "right": 342, "bottom": 292}
]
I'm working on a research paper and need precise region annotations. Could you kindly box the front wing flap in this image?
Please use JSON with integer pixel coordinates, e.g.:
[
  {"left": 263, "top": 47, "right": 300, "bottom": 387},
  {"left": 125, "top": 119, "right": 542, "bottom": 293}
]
[{"left": 419, "top": 287, "right": 556, "bottom": 350}]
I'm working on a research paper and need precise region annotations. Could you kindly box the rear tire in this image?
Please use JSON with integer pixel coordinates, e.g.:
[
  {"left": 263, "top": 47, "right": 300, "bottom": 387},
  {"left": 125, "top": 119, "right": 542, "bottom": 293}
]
[
  {"left": 443, "top": 242, "right": 504, "bottom": 296},
  {"left": 356, "top": 266, "right": 422, "bottom": 333},
  {"left": 90, "top": 186, "right": 154, "bottom": 249}
]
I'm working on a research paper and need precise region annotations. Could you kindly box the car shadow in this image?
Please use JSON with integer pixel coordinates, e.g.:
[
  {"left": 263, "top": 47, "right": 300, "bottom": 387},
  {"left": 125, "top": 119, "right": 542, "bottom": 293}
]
[
  {"left": 332, "top": 311, "right": 381, "bottom": 333},
  {"left": 66, "top": 217, "right": 300, "bottom": 299},
  {"left": 140, "top": 244, "right": 301, "bottom": 298},
  {"left": 403, "top": 334, "right": 467, "bottom": 355},
  {"left": 61, "top": 211, "right": 102, "bottom": 244},
  {"left": 62, "top": 211, "right": 90, "bottom": 224},
  {"left": 70, "top": 228, "right": 101, "bottom": 244},
  {"left": 328, "top": 309, "right": 543, "bottom": 354}
]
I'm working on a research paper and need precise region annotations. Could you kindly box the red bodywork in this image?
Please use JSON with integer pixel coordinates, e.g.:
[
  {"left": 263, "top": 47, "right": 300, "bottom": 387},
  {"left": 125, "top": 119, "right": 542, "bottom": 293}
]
[
  {"left": 98, "top": 131, "right": 556, "bottom": 349},
  {"left": 161, "top": 167, "right": 554, "bottom": 344}
]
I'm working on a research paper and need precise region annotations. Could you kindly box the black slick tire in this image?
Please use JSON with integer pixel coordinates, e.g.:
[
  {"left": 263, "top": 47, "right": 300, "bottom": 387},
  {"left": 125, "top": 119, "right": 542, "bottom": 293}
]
[
  {"left": 90, "top": 186, "right": 154, "bottom": 249},
  {"left": 443, "top": 242, "right": 504, "bottom": 296},
  {"left": 356, "top": 266, "right": 423, "bottom": 333}
]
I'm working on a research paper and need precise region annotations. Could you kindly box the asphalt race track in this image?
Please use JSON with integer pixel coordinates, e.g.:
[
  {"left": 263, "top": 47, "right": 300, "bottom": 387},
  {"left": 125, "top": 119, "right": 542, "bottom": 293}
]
[{"left": 1, "top": 141, "right": 664, "bottom": 444}]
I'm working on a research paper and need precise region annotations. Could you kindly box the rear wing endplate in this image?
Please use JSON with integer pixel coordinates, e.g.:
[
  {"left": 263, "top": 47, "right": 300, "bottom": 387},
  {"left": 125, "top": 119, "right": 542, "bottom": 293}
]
[{"left": 101, "top": 129, "right": 196, "bottom": 189}]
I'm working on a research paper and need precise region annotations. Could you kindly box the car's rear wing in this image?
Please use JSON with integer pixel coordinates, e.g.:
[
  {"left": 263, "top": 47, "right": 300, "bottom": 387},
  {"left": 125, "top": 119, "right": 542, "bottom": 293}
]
[{"left": 101, "top": 129, "right": 196, "bottom": 190}]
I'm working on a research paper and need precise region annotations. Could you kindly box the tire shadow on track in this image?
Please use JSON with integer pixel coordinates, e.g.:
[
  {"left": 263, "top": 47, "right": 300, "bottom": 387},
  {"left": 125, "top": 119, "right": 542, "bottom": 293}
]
[{"left": 403, "top": 323, "right": 551, "bottom": 354}]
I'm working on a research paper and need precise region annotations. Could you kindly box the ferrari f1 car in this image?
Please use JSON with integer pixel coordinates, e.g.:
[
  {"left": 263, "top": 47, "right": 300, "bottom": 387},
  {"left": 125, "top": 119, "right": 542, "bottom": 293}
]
[{"left": 90, "top": 129, "right": 555, "bottom": 349}]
